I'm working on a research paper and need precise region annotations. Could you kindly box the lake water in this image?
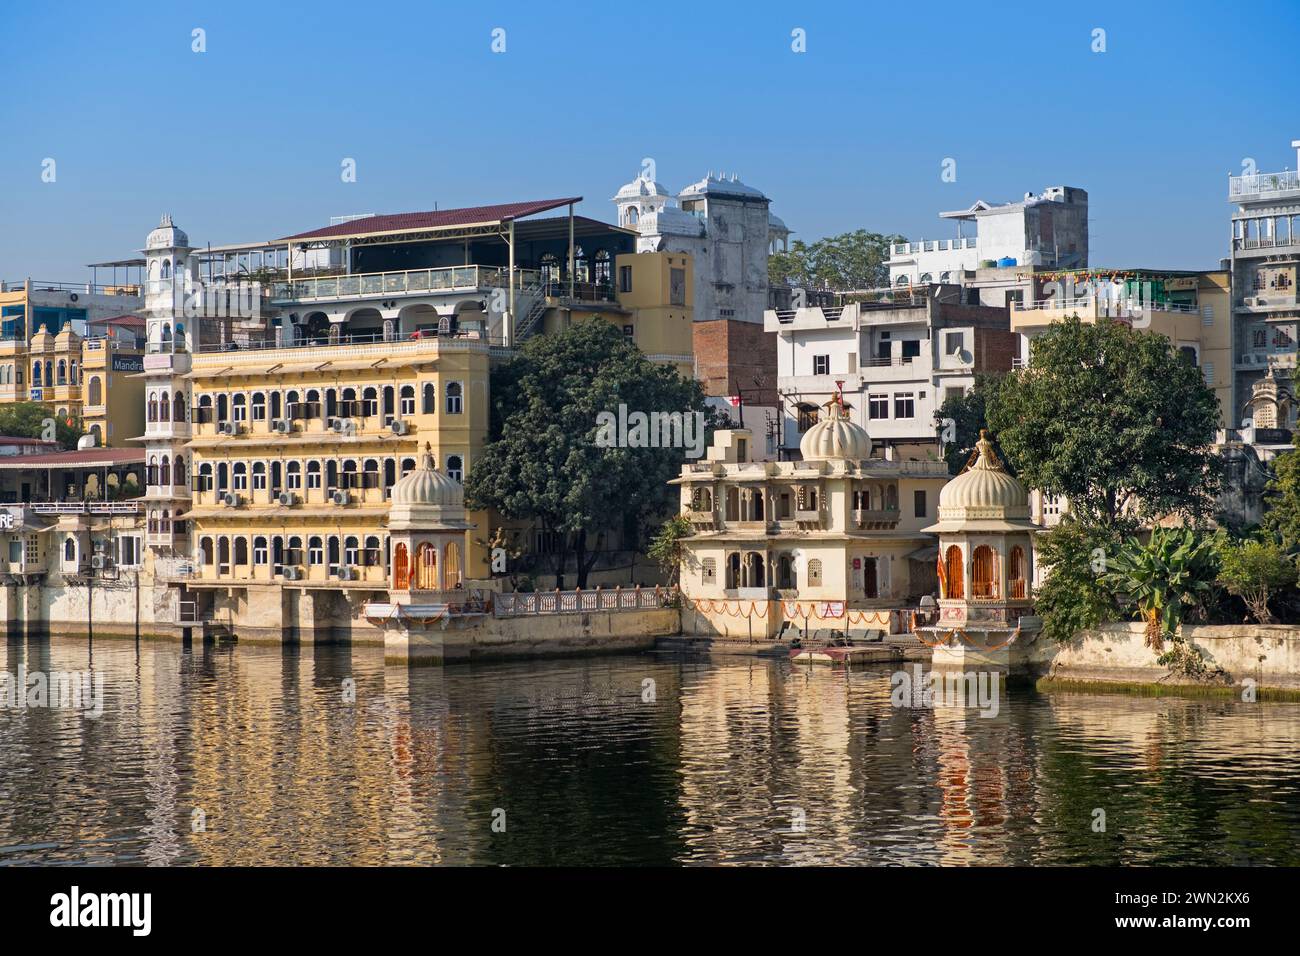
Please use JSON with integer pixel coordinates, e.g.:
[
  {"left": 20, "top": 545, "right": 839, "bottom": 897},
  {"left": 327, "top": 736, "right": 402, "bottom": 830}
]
[{"left": 2, "top": 636, "right": 1298, "bottom": 866}]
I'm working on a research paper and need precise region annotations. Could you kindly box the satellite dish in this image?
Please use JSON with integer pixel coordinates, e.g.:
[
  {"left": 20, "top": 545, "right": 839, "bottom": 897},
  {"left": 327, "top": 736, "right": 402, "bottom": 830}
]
[
  {"left": 77, "top": 433, "right": 98, "bottom": 450},
  {"left": 1241, "top": 418, "right": 1254, "bottom": 429}
]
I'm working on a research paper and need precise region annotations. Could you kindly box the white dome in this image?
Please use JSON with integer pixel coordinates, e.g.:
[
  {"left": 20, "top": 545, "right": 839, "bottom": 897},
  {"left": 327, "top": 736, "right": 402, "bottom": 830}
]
[
  {"left": 391, "top": 445, "right": 463, "bottom": 508},
  {"left": 612, "top": 176, "right": 672, "bottom": 202},
  {"left": 938, "top": 431, "right": 1028, "bottom": 514},
  {"left": 679, "top": 172, "right": 767, "bottom": 201},
  {"left": 799, "top": 400, "right": 871, "bottom": 462},
  {"left": 146, "top": 214, "right": 190, "bottom": 251},
  {"left": 768, "top": 211, "right": 789, "bottom": 233}
]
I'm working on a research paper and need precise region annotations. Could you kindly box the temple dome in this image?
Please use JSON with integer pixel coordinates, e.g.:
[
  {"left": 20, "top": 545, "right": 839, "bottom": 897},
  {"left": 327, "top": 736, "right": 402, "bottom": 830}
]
[
  {"left": 391, "top": 445, "right": 463, "bottom": 508},
  {"left": 612, "top": 176, "right": 672, "bottom": 202},
  {"left": 146, "top": 214, "right": 190, "bottom": 251},
  {"left": 799, "top": 400, "right": 871, "bottom": 462},
  {"left": 938, "top": 431, "right": 1028, "bottom": 513}
]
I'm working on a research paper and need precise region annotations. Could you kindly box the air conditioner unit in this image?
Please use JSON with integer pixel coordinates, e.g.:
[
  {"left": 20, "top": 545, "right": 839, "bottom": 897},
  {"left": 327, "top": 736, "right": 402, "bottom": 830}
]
[
  {"left": 337, "top": 567, "right": 356, "bottom": 581},
  {"left": 277, "top": 492, "right": 297, "bottom": 506},
  {"left": 273, "top": 419, "right": 293, "bottom": 434},
  {"left": 390, "top": 420, "right": 409, "bottom": 435},
  {"left": 218, "top": 421, "right": 234, "bottom": 436},
  {"left": 332, "top": 490, "right": 351, "bottom": 506},
  {"left": 282, "top": 566, "right": 302, "bottom": 581},
  {"left": 90, "top": 554, "right": 106, "bottom": 570},
  {"left": 330, "top": 417, "right": 352, "bottom": 433},
  {"left": 221, "top": 492, "right": 240, "bottom": 507}
]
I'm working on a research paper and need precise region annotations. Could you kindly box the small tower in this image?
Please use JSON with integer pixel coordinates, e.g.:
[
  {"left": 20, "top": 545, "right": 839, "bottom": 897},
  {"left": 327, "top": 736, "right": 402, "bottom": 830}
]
[
  {"left": 142, "top": 214, "right": 196, "bottom": 352},
  {"left": 387, "top": 443, "right": 472, "bottom": 598},
  {"left": 611, "top": 172, "right": 673, "bottom": 230},
  {"left": 920, "top": 430, "right": 1039, "bottom": 669}
]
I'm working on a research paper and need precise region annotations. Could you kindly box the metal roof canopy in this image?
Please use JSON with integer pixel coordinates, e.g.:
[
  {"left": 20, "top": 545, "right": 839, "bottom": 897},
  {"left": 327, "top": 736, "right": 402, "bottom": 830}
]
[{"left": 278, "top": 197, "right": 583, "bottom": 247}]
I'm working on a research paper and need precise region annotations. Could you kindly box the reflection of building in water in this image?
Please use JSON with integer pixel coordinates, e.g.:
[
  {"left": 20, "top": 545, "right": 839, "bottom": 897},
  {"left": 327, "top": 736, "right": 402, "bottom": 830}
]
[{"left": 674, "top": 660, "right": 859, "bottom": 864}]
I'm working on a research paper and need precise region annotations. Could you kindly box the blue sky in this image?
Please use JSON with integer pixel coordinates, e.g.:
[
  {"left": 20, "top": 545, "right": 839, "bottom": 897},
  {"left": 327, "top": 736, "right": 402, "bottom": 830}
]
[{"left": 0, "top": 0, "right": 1297, "bottom": 280}]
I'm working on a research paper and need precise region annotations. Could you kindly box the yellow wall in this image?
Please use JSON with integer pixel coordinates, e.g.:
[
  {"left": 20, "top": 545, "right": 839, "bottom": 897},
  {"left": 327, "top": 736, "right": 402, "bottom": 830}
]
[{"left": 184, "top": 336, "right": 491, "bottom": 587}]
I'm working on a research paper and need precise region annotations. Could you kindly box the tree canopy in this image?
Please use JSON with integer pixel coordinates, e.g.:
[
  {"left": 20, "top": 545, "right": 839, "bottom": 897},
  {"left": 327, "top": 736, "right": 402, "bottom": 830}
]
[
  {"left": 769, "top": 230, "right": 903, "bottom": 291},
  {"left": 465, "top": 321, "right": 717, "bottom": 588},
  {"left": 0, "top": 402, "right": 83, "bottom": 450},
  {"left": 986, "top": 316, "right": 1221, "bottom": 529}
]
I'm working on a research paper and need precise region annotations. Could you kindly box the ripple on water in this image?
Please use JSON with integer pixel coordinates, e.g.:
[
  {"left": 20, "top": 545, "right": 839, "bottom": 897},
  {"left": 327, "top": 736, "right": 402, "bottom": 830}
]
[{"left": 2, "top": 639, "right": 1300, "bottom": 864}]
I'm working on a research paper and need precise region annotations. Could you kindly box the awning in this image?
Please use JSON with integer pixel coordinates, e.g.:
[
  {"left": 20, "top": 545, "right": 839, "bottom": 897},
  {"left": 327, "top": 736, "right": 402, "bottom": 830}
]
[{"left": 906, "top": 544, "right": 939, "bottom": 562}]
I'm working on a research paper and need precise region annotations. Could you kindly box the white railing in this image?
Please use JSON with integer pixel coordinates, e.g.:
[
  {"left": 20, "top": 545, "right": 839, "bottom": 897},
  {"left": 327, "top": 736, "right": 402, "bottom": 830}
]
[
  {"left": 272, "top": 266, "right": 544, "bottom": 302},
  {"left": 30, "top": 501, "right": 141, "bottom": 515},
  {"left": 890, "top": 238, "right": 977, "bottom": 256},
  {"left": 1229, "top": 170, "right": 1300, "bottom": 199},
  {"left": 494, "top": 586, "right": 677, "bottom": 617}
]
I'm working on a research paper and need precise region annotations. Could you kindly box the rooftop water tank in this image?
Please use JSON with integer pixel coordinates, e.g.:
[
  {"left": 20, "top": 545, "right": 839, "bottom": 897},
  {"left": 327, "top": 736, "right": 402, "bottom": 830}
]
[{"left": 997, "top": 257, "right": 1017, "bottom": 268}]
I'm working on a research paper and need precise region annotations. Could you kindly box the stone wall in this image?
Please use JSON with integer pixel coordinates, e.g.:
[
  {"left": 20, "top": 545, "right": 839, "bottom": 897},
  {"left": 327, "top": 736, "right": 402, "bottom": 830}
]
[{"left": 1026, "top": 622, "right": 1300, "bottom": 690}]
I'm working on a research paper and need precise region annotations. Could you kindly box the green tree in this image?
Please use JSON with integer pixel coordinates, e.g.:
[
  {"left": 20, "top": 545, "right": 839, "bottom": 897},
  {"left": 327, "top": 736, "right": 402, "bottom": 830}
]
[
  {"left": 769, "top": 230, "right": 904, "bottom": 290},
  {"left": 1102, "top": 526, "right": 1219, "bottom": 652},
  {"left": 0, "top": 402, "right": 83, "bottom": 450},
  {"left": 1217, "top": 534, "right": 1295, "bottom": 624},
  {"left": 647, "top": 514, "right": 692, "bottom": 586},
  {"left": 1034, "top": 520, "right": 1122, "bottom": 644},
  {"left": 933, "top": 374, "right": 1009, "bottom": 475},
  {"left": 1261, "top": 434, "right": 1300, "bottom": 550},
  {"left": 464, "top": 321, "right": 715, "bottom": 589},
  {"left": 987, "top": 316, "right": 1221, "bottom": 529}
]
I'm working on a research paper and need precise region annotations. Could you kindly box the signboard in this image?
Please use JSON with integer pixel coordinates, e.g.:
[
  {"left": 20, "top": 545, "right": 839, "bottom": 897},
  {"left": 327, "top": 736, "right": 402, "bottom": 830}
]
[
  {"left": 112, "top": 355, "right": 144, "bottom": 373},
  {"left": 29, "top": 388, "right": 41, "bottom": 401}
]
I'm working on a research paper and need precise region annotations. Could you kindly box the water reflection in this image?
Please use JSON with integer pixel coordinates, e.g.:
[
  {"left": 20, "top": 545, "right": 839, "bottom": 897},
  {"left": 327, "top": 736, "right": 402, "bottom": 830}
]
[{"left": 1, "top": 636, "right": 1298, "bottom": 865}]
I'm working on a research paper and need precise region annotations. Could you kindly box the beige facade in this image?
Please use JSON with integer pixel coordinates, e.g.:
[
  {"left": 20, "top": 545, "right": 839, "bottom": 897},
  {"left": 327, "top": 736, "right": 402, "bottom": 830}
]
[{"left": 676, "top": 404, "right": 949, "bottom": 640}]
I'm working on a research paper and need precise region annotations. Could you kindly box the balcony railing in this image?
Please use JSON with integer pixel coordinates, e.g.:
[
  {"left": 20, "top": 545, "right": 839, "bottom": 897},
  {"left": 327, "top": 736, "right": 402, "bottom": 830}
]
[
  {"left": 271, "top": 265, "right": 543, "bottom": 302},
  {"left": 30, "top": 501, "right": 141, "bottom": 515},
  {"left": 1229, "top": 170, "right": 1300, "bottom": 200},
  {"left": 494, "top": 586, "right": 676, "bottom": 617}
]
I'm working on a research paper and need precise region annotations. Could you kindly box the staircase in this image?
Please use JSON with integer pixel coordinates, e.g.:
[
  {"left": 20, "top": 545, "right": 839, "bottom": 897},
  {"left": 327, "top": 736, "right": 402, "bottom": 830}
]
[{"left": 512, "top": 283, "right": 550, "bottom": 342}]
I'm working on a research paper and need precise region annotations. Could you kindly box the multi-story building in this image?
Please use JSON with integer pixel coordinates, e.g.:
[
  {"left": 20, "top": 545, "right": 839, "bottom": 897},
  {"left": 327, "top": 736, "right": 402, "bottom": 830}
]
[
  {"left": 0, "top": 279, "right": 144, "bottom": 441},
  {"left": 887, "top": 186, "right": 1089, "bottom": 308},
  {"left": 1228, "top": 140, "right": 1300, "bottom": 442},
  {"left": 765, "top": 285, "right": 1016, "bottom": 459},
  {"left": 614, "top": 170, "right": 787, "bottom": 405},
  {"left": 675, "top": 404, "right": 951, "bottom": 640}
]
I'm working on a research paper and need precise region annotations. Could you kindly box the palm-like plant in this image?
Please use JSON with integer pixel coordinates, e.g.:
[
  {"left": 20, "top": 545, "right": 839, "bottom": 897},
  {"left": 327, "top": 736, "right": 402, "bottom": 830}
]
[{"left": 1102, "top": 527, "right": 1219, "bottom": 651}]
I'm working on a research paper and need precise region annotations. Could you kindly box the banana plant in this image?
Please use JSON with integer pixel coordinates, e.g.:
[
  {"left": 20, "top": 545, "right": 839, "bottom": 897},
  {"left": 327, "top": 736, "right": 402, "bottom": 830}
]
[{"left": 1102, "top": 527, "right": 1219, "bottom": 651}]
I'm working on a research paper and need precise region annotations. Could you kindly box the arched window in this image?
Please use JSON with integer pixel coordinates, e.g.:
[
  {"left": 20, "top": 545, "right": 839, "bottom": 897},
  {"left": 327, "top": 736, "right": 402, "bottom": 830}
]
[
  {"left": 159, "top": 455, "right": 171, "bottom": 486},
  {"left": 445, "top": 382, "right": 462, "bottom": 414},
  {"left": 943, "top": 545, "right": 964, "bottom": 600},
  {"left": 306, "top": 460, "right": 322, "bottom": 489},
  {"left": 174, "top": 456, "right": 186, "bottom": 487},
  {"left": 232, "top": 393, "right": 247, "bottom": 422},
  {"left": 232, "top": 462, "right": 247, "bottom": 491},
  {"left": 32, "top": 361, "right": 42, "bottom": 386},
  {"left": 446, "top": 455, "right": 463, "bottom": 482},
  {"left": 1008, "top": 545, "right": 1028, "bottom": 599},
  {"left": 400, "top": 385, "right": 416, "bottom": 416},
  {"left": 972, "top": 545, "right": 996, "bottom": 599},
  {"left": 414, "top": 542, "right": 437, "bottom": 590},
  {"left": 234, "top": 537, "right": 249, "bottom": 566},
  {"left": 148, "top": 393, "right": 159, "bottom": 422},
  {"left": 308, "top": 536, "right": 324, "bottom": 565},
  {"left": 344, "top": 536, "right": 360, "bottom": 566},
  {"left": 594, "top": 249, "right": 612, "bottom": 286},
  {"left": 394, "top": 543, "right": 410, "bottom": 589},
  {"left": 57, "top": 360, "right": 66, "bottom": 385},
  {"left": 251, "top": 392, "right": 266, "bottom": 421},
  {"left": 806, "top": 558, "right": 822, "bottom": 587},
  {"left": 200, "top": 537, "right": 214, "bottom": 565},
  {"left": 797, "top": 403, "right": 819, "bottom": 433},
  {"left": 252, "top": 461, "right": 267, "bottom": 490},
  {"left": 422, "top": 382, "right": 435, "bottom": 414},
  {"left": 253, "top": 536, "right": 268, "bottom": 565},
  {"left": 159, "top": 391, "right": 170, "bottom": 422},
  {"left": 362, "top": 387, "right": 378, "bottom": 417},
  {"left": 540, "top": 253, "right": 561, "bottom": 284},
  {"left": 287, "top": 461, "right": 302, "bottom": 490},
  {"left": 174, "top": 391, "right": 185, "bottom": 421},
  {"left": 147, "top": 455, "right": 159, "bottom": 486},
  {"left": 64, "top": 537, "right": 76, "bottom": 563},
  {"left": 443, "top": 541, "right": 462, "bottom": 589}
]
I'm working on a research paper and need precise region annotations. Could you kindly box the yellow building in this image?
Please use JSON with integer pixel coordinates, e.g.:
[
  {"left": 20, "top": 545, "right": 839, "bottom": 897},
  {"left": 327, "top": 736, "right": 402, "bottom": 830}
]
[
  {"left": 538, "top": 251, "right": 694, "bottom": 378},
  {"left": 180, "top": 334, "right": 490, "bottom": 631},
  {"left": 0, "top": 281, "right": 144, "bottom": 445}
]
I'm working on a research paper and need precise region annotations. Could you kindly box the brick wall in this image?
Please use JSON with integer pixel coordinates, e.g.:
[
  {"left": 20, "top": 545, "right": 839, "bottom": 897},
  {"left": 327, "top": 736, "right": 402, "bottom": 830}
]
[{"left": 692, "top": 319, "right": 779, "bottom": 405}]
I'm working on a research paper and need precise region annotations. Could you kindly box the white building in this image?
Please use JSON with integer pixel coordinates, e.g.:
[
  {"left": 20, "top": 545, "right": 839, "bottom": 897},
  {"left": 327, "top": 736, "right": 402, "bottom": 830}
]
[
  {"left": 888, "top": 186, "right": 1089, "bottom": 308},
  {"left": 613, "top": 171, "right": 789, "bottom": 324},
  {"left": 765, "top": 287, "right": 1016, "bottom": 459}
]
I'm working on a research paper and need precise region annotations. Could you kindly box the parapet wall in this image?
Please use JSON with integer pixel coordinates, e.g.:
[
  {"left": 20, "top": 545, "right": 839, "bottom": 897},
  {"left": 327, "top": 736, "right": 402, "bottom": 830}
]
[{"left": 1028, "top": 622, "right": 1300, "bottom": 690}]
